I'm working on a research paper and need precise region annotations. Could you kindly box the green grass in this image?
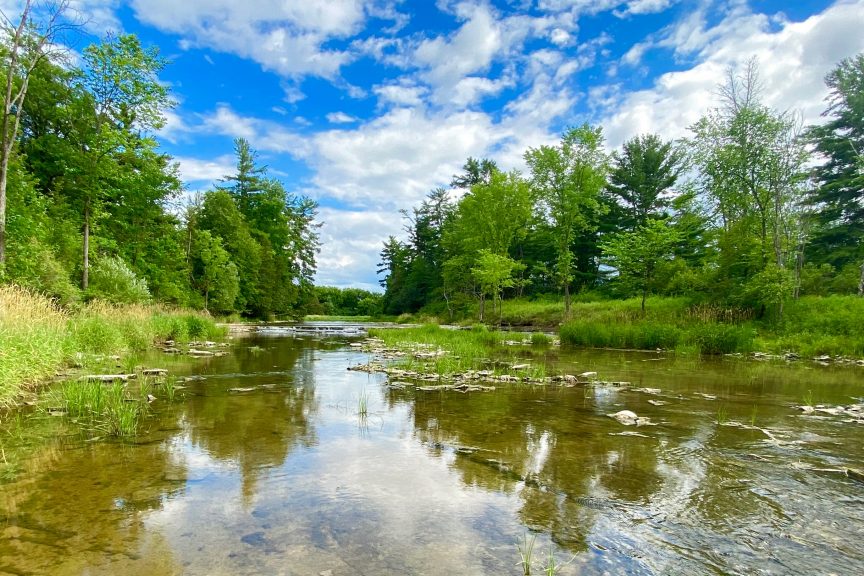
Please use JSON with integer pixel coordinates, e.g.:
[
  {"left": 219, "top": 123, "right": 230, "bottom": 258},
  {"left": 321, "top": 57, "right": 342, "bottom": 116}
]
[
  {"left": 516, "top": 534, "right": 537, "bottom": 576},
  {"left": 53, "top": 380, "right": 145, "bottom": 437},
  {"left": 369, "top": 324, "right": 545, "bottom": 378},
  {"left": 0, "top": 284, "right": 225, "bottom": 406}
]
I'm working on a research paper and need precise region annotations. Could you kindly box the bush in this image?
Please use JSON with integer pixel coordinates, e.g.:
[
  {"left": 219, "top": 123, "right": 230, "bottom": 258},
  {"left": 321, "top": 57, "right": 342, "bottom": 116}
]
[
  {"left": 87, "top": 256, "right": 151, "bottom": 305},
  {"left": 686, "top": 324, "right": 754, "bottom": 355}
]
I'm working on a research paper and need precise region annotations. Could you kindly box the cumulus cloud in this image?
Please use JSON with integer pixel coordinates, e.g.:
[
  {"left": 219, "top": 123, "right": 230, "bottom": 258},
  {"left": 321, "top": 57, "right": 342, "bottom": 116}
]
[
  {"left": 174, "top": 154, "right": 235, "bottom": 184},
  {"left": 599, "top": 0, "right": 864, "bottom": 148},
  {"left": 129, "top": 0, "right": 403, "bottom": 79},
  {"left": 315, "top": 208, "right": 401, "bottom": 290}
]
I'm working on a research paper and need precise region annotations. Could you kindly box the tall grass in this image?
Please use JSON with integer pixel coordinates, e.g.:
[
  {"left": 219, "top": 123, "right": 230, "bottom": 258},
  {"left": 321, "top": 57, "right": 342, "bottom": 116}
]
[{"left": 0, "top": 284, "right": 224, "bottom": 406}]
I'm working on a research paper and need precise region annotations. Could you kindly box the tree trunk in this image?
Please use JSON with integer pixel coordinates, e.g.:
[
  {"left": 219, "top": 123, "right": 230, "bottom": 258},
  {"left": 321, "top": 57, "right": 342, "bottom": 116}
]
[
  {"left": 793, "top": 250, "right": 803, "bottom": 299},
  {"left": 641, "top": 288, "right": 647, "bottom": 314},
  {"left": 564, "top": 282, "right": 571, "bottom": 317},
  {"left": 0, "top": 155, "right": 7, "bottom": 267},
  {"left": 478, "top": 294, "right": 485, "bottom": 322},
  {"left": 82, "top": 200, "right": 90, "bottom": 291},
  {"left": 858, "top": 260, "right": 864, "bottom": 297}
]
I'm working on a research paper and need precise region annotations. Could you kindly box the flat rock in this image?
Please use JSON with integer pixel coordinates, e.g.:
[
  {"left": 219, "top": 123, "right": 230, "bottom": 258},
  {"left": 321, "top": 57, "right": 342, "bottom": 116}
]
[{"left": 142, "top": 368, "right": 168, "bottom": 376}]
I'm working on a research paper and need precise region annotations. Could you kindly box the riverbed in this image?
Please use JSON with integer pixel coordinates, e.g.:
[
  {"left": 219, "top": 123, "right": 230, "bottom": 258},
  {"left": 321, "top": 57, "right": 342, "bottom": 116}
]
[{"left": 1, "top": 327, "right": 863, "bottom": 575}]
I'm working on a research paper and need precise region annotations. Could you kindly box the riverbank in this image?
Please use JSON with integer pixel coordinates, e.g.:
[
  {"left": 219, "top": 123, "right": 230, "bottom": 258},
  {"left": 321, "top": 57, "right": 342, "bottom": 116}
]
[
  {"left": 403, "top": 295, "right": 864, "bottom": 357},
  {"left": 0, "top": 285, "right": 224, "bottom": 407}
]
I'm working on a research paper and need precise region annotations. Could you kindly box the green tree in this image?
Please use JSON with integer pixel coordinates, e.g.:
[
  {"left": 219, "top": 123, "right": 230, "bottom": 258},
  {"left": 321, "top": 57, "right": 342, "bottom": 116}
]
[
  {"left": 196, "top": 189, "right": 261, "bottom": 314},
  {"left": 189, "top": 229, "right": 239, "bottom": 313},
  {"left": 600, "top": 219, "right": 680, "bottom": 312},
  {"left": 71, "top": 34, "right": 172, "bottom": 290},
  {"left": 450, "top": 156, "right": 498, "bottom": 189},
  {"left": 689, "top": 61, "right": 810, "bottom": 315},
  {"left": 607, "top": 133, "right": 684, "bottom": 230},
  {"left": 525, "top": 124, "right": 608, "bottom": 315},
  {"left": 0, "top": 0, "right": 69, "bottom": 269},
  {"left": 806, "top": 53, "right": 864, "bottom": 294},
  {"left": 471, "top": 249, "right": 516, "bottom": 322}
]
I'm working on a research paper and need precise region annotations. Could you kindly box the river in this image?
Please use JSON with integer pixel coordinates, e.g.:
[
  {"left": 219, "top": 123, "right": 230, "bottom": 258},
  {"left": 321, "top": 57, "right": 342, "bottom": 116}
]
[{"left": 1, "top": 326, "right": 863, "bottom": 575}]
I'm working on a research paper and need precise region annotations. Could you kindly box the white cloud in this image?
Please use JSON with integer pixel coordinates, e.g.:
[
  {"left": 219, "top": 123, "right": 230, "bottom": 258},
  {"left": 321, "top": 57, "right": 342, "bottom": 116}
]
[
  {"left": 373, "top": 82, "right": 428, "bottom": 107},
  {"left": 326, "top": 111, "right": 358, "bottom": 124},
  {"left": 308, "top": 107, "right": 498, "bottom": 210},
  {"left": 315, "top": 208, "right": 401, "bottom": 290},
  {"left": 616, "top": 0, "right": 676, "bottom": 17},
  {"left": 174, "top": 154, "right": 235, "bottom": 184},
  {"left": 129, "top": 0, "right": 403, "bottom": 80},
  {"left": 599, "top": 0, "right": 864, "bottom": 148},
  {"left": 194, "top": 105, "right": 310, "bottom": 155}
]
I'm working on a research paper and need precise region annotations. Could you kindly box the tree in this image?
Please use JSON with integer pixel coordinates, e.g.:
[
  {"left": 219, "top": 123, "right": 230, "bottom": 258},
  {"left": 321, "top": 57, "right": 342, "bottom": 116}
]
[
  {"left": 73, "top": 33, "right": 172, "bottom": 290},
  {"left": 189, "top": 229, "right": 239, "bottom": 313},
  {"left": 525, "top": 124, "right": 608, "bottom": 315},
  {"left": 446, "top": 169, "right": 532, "bottom": 256},
  {"left": 450, "top": 156, "right": 497, "bottom": 189},
  {"left": 0, "top": 0, "right": 70, "bottom": 269},
  {"left": 806, "top": 53, "right": 864, "bottom": 294},
  {"left": 689, "top": 60, "right": 810, "bottom": 314},
  {"left": 220, "top": 137, "right": 267, "bottom": 216},
  {"left": 607, "top": 133, "right": 684, "bottom": 230},
  {"left": 471, "top": 249, "right": 516, "bottom": 322},
  {"left": 600, "top": 219, "right": 680, "bottom": 312}
]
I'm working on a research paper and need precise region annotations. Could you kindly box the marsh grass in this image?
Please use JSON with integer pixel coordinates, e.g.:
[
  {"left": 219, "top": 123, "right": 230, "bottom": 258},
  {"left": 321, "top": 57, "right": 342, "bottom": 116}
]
[
  {"left": 716, "top": 404, "right": 728, "bottom": 425},
  {"left": 54, "top": 380, "right": 146, "bottom": 437},
  {"left": 0, "top": 284, "right": 224, "bottom": 406},
  {"left": 369, "top": 324, "right": 552, "bottom": 384},
  {"left": 357, "top": 389, "right": 369, "bottom": 417},
  {"left": 516, "top": 533, "right": 537, "bottom": 576}
]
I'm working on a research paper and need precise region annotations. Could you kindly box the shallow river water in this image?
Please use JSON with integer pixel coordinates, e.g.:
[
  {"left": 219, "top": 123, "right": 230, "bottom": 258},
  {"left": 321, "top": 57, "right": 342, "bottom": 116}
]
[{"left": 1, "top": 328, "right": 863, "bottom": 575}]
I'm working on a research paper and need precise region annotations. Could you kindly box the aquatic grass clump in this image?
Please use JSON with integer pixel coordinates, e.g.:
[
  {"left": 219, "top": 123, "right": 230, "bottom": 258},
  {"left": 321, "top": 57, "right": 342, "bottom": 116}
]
[
  {"left": 559, "top": 320, "right": 682, "bottom": 350},
  {"left": 516, "top": 533, "right": 536, "bottom": 575},
  {"left": 530, "top": 332, "right": 552, "bottom": 347},
  {"left": 57, "top": 379, "right": 148, "bottom": 437},
  {"left": 369, "top": 324, "right": 526, "bottom": 376}
]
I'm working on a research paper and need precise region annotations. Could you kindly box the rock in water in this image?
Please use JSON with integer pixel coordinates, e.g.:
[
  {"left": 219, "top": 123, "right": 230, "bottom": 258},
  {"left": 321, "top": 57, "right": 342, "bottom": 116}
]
[{"left": 609, "top": 410, "right": 639, "bottom": 425}]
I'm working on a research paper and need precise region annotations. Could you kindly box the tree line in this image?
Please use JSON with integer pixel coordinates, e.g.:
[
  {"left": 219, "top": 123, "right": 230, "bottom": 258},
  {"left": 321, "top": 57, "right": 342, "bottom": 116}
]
[
  {"left": 379, "top": 56, "right": 864, "bottom": 321},
  {"left": 1, "top": 6, "right": 319, "bottom": 317}
]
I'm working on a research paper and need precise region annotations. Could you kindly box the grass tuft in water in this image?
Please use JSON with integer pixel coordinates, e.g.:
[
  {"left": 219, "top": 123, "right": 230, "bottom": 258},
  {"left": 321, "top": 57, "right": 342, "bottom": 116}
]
[
  {"left": 516, "top": 533, "right": 536, "bottom": 576},
  {"left": 52, "top": 379, "right": 151, "bottom": 437},
  {"left": 357, "top": 390, "right": 369, "bottom": 417}
]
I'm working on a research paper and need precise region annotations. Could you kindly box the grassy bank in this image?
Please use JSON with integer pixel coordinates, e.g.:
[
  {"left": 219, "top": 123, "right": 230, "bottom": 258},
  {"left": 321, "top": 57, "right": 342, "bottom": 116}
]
[
  {"left": 411, "top": 294, "right": 864, "bottom": 357},
  {"left": 0, "top": 285, "right": 224, "bottom": 407}
]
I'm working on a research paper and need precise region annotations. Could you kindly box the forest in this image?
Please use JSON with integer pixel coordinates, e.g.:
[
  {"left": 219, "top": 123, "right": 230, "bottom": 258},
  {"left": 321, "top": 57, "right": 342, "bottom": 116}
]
[
  {"left": 377, "top": 55, "right": 864, "bottom": 325},
  {"left": 1, "top": 22, "right": 319, "bottom": 318}
]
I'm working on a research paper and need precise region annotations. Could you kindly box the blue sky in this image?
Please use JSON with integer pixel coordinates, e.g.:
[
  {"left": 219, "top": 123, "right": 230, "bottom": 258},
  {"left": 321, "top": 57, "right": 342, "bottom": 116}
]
[{"left": 10, "top": 0, "right": 864, "bottom": 291}]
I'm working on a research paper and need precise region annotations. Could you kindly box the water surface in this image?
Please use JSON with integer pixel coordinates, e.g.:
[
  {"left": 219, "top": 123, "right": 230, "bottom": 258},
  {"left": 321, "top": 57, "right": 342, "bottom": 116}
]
[{"left": 2, "top": 330, "right": 863, "bottom": 575}]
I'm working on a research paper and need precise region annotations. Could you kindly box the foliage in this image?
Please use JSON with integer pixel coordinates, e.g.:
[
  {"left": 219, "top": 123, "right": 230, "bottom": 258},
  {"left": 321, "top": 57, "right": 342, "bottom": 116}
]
[
  {"left": 86, "top": 255, "right": 151, "bottom": 304},
  {"left": 806, "top": 53, "right": 864, "bottom": 271},
  {"left": 0, "top": 284, "right": 223, "bottom": 406}
]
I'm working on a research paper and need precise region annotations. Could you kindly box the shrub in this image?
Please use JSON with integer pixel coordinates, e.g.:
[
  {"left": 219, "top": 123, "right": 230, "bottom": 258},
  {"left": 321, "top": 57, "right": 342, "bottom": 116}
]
[{"left": 87, "top": 256, "right": 151, "bottom": 305}]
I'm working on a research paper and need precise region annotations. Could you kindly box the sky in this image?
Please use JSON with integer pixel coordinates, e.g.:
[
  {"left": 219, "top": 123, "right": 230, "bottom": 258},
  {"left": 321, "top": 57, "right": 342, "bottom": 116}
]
[{"left": 6, "top": 0, "right": 864, "bottom": 292}]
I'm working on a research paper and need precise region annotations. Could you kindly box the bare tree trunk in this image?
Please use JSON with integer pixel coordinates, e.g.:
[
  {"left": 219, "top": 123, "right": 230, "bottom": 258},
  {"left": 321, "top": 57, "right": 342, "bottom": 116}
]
[
  {"left": 793, "top": 250, "right": 803, "bottom": 299},
  {"left": 858, "top": 261, "right": 864, "bottom": 297},
  {"left": 0, "top": 156, "right": 7, "bottom": 267},
  {"left": 478, "top": 294, "right": 485, "bottom": 322},
  {"left": 82, "top": 200, "right": 90, "bottom": 290}
]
